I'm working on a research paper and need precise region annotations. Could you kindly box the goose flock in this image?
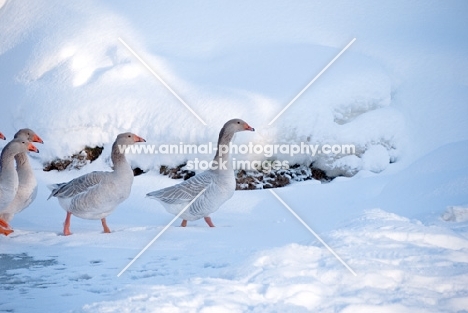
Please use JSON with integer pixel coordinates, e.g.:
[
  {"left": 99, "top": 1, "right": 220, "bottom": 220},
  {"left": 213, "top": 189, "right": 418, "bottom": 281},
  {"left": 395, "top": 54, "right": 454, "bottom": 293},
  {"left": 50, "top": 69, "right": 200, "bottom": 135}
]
[{"left": 0, "top": 119, "right": 255, "bottom": 236}]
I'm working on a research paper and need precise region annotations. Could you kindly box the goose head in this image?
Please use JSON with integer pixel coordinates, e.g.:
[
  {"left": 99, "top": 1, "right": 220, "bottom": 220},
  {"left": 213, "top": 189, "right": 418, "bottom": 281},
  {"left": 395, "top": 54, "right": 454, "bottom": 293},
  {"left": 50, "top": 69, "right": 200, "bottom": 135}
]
[
  {"left": 115, "top": 132, "right": 146, "bottom": 146},
  {"left": 14, "top": 128, "right": 44, "bottom": 144},
  {"left": 222, "top": 119, "right": 255, "bottom": 134},
  {"left": 3, "top": 138, "right": 40, "bottom": 156}
]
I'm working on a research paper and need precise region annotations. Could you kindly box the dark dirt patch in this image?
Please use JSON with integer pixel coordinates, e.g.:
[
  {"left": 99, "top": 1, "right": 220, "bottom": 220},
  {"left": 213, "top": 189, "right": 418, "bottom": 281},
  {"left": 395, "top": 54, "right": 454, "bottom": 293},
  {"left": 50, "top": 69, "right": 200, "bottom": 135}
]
[{"left": 43, "top": 146, "right": 103, "bottom": 172}]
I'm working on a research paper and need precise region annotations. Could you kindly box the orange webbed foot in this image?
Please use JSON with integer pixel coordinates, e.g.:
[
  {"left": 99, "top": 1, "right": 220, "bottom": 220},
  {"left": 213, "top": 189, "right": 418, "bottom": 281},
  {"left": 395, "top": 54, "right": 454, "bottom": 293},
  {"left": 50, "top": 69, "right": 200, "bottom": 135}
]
[
  {"left": 63, "top": 228, "right": 72, "bottom": 236},
  {"left": 0, "top": 227, "right": 13, "bottom": 236}
]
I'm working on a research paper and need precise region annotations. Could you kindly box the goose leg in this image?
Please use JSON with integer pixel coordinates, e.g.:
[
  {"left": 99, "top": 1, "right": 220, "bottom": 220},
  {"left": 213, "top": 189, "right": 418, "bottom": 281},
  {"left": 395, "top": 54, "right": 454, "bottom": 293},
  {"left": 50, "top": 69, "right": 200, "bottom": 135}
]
[
  {"left": 0, "top": 218, "right": 10, "bottom": 229},
  {"left": 180, "top": 219, "right": 187, "bottom": 227},
  {"left": 101, "top": 218, "right": 111, "bottom": 233},
  {"left": 63, "top": 212, "right": 72, "bottom": 236},
  {"left": 204, "top": 216, "right": 215, "bottom": 227}
]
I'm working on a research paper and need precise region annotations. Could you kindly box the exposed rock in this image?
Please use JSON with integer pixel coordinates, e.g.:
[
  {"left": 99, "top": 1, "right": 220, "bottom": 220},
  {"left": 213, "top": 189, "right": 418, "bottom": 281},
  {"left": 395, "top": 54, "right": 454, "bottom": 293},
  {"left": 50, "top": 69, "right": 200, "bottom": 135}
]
[
  {"left": 83, "top": 146, "right": 104, "bottom": 162},
  {"left": 159, "top": 163, "right": 195, "bottom": 180},
  {"left": 235, "top": 164, "right": 331, "bottom": 190},
  {"left": 43, "top": 146, "right": 103, "bottom": 172},
  {"left": 158, "top": 163, "right": 332, "bottom": 190},
  {"left": 133, "top": 167, "right": 146, "bottom": 176}
]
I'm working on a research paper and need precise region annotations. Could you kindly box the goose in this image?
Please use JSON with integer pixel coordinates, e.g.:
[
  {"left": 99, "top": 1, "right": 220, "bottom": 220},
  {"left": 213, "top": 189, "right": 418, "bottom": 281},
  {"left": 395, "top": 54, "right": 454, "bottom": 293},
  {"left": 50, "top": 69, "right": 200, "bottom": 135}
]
[
  {"left": 0, "top": 129, "right": 44, "bottom": 225},
  {"left": 0, "top": 138, "right": 40, "bottom": 236},
  {"left": 147, "top": 118, "right": 255, "bottom": 227},
  {"left": 47, "top": 132, "right": 146, "bottom": 235}
]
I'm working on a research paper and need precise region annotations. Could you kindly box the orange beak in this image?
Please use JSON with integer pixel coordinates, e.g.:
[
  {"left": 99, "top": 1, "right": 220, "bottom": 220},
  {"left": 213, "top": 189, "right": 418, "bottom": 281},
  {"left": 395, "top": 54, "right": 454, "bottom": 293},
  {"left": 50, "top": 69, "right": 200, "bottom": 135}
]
[
  {"left": 133, "top": 135, "right": 146, "bottom": 143},
  {"left": 27, "top": 142, "right": 39, "bottom": 153},
  {"left": 32, "top": 133, "right": 44, "bottom": 144},
  {"left": 244, "top": 123, "right": 255, "bottom": 131},
  {"left": 0, "top": 132, "right": 5, "bottom": 140}
]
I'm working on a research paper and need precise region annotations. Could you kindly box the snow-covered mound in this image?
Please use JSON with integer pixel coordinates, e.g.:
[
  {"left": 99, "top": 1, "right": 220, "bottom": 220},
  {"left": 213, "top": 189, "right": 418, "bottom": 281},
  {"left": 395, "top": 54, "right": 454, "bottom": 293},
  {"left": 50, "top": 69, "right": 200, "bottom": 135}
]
[
  {"left": 2, "top": 1, "right": 466, "bottom": 175},
  {"left": 0, "top": 0, "right": 439, "bottom": 175}
]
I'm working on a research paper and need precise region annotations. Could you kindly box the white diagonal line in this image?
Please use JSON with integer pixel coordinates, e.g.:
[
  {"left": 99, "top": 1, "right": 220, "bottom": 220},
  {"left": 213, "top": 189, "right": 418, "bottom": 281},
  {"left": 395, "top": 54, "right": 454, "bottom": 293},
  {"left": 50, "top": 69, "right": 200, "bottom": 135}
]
[
  {"left": 269, "top": 189, "right": 357, "bottom": 276},
  {"left": 268, "top": 38, "right": 356, "bottom": 125},
  {"left": 118, "top": 37, "right": 207, "bottom": 126},
  {"left": 117, "top": 188, "right": 207, "bottom": 277}
]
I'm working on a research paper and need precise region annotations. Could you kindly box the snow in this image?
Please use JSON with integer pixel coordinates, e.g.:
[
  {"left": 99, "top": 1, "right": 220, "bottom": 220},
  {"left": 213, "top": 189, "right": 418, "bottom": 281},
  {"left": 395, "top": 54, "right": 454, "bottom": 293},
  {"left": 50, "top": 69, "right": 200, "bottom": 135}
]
[
  {"left": 442, "top": 206, "right": 468, "bottom": 223},
  {"left": 1, "top": 0, "right": 468, "bottom": 312}
]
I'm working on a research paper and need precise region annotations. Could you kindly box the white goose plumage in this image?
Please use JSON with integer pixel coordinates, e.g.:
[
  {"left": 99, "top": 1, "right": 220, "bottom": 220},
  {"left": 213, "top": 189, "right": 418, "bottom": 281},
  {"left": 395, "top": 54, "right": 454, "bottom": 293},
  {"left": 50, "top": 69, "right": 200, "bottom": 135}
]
[
  {"left": 0, "top": 138, "right": 39, "bottom": 236},
  {"left": 0, "top": 129, "right": 44, "bottom": 224},
  {"left": 48, "top": 132, "right": 145, "bottom": 235},
  {"left": 147, "top": 119, "right": 255, "bottom": 227}
]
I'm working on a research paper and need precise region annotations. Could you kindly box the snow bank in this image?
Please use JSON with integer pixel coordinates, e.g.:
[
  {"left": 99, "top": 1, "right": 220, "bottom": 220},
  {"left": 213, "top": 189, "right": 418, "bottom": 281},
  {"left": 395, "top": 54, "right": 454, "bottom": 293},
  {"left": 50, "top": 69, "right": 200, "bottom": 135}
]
[
  {"left": 2, "top": 1, "right": 466, "bottom": 175},
  {"left": 0, "top": 0, "right": 443, "bottom": 175},
  {"left": 80, "top": 210, "right": 468, "bottom": 313}
]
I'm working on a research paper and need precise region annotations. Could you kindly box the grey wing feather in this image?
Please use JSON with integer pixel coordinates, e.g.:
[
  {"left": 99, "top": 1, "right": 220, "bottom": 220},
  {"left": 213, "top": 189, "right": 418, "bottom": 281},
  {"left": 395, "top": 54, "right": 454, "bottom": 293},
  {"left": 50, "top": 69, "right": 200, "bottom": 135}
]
[
  {"left": 147, "top": 172, "right": 212, "bottom": 204},
  {"left": 48, "top": 171, "right": 105, "bottom": 199}
]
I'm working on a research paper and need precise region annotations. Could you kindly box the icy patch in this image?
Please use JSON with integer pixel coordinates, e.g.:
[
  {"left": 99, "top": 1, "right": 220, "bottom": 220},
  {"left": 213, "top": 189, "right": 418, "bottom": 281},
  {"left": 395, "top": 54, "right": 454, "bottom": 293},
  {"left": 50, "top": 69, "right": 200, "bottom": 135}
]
[
  {"left": 442, "top": 205, "right": 468, "bottom": 222},
  {"left": 0, "top": 253, "right": 57, "bottom": 290}
]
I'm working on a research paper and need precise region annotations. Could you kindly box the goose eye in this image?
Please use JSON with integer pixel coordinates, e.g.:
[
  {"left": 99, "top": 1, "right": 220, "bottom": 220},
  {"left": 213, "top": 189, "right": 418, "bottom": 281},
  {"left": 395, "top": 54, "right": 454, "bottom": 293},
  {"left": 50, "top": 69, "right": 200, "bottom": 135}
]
[{"left": 237, "top": 121, "right": 240, "bottom": 124}]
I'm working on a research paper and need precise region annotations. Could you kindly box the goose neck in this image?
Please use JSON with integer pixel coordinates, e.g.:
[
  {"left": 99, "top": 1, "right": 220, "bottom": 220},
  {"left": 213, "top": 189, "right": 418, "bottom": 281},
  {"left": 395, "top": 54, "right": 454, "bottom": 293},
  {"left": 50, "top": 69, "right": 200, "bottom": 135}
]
[
  {"left": 213, "top": 128, "right": 235, "bottom": 171},
  {"left": 0, "top": 150, "right": 16, "bottom": 179},
  {"left": 111, "top": 142, "right": 129, "bottom": 170},
  {"left": 15, "top": 153, "right": 32, "bottom": 171}
]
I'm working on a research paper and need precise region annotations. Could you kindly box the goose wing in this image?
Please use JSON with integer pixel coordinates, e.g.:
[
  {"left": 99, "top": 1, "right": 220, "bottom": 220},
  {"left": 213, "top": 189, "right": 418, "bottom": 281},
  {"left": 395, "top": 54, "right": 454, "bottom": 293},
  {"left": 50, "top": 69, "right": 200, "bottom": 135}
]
[
  {"left": 146, "top": 171, "right": 213, "bottom": 205},
  {"left": 48, "top": 171, "right": 106, "bottom": 200}
]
